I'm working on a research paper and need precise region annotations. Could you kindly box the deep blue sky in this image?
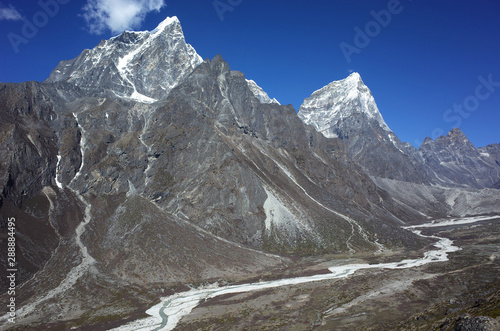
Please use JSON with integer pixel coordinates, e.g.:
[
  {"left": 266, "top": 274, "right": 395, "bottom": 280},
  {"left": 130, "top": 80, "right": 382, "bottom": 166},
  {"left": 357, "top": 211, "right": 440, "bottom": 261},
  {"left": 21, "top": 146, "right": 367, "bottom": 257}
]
[{"left": 1, "top": 0, "right": 499, "bottom": 148}]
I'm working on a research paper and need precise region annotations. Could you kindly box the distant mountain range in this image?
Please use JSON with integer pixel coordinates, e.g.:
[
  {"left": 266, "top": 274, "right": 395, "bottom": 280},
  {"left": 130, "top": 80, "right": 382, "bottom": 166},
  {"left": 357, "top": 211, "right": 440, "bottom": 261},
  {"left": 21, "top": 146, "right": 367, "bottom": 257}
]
[{"left": 0, "top": 16, "right": 498, "bottom": 329}]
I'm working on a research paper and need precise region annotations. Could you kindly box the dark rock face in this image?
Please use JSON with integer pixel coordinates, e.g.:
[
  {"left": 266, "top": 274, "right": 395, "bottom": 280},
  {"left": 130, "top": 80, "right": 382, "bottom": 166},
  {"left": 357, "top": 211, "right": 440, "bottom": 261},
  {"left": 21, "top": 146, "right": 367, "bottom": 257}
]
[
  {"left": 479, "top": 143, "right": 500, "bottom": 164},
  {"left": 0, "top": 82, "right": 58, "bottom": 206},
  {"left": 419, "top": 128, "right": 500, "bottom": 189},
  {"left": 453, "top": 315, "right": 500, "bottom": 331},
  {"left": 478, "top": 143, "right": 500, "bottom": 188},
  {"left": 137, "top": 55, "right": 417, "bottom": 253},
  {"left": 327, "top": 112, "right": 432, "bottom": 184}
]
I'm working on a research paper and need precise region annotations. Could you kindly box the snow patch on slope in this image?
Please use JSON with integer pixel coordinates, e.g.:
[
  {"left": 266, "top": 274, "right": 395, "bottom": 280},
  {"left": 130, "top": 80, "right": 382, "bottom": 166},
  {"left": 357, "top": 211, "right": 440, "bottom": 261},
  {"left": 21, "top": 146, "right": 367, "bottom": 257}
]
[
  {"left": 263, "top": 186, "right": 301, "bottom": 232},
  {"left": 71, "top": 113, "right": 86, "bottom": 185},
  {"left": 55, "top": 154, "right": 63, "bottom": 189}
]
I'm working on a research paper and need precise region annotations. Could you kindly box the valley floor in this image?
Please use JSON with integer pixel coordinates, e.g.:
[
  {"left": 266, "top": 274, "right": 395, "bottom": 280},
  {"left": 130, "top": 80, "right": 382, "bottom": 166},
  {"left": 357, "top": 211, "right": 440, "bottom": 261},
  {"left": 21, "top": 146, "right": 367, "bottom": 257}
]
[
  {"left": 4, "top": 216, "right": 499, "bottom": 330},
  {"left": 114, "top": 216, "right": 500, "bottom": 330}
]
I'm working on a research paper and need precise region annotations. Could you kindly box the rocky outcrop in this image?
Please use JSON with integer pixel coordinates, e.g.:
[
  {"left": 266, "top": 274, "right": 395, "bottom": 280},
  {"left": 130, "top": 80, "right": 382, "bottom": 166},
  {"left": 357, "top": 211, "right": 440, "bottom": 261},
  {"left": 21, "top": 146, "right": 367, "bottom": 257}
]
[
  {"left": 453, "top": 315, "right": 500, "bottom": 331},
  {"left": 419, "top": 128, "right": 500, "bottom": 189},
  {"left": 0, "top": 82, "right": 58, "bottom": 206}
]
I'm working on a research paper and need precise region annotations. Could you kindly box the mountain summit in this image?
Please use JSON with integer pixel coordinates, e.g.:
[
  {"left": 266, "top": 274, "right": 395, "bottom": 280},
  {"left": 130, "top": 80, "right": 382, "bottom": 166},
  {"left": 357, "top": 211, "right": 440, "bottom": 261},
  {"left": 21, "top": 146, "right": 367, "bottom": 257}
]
[
  {"left": 299, "top": 72, "right": 430, "bottom": 183},
  {"left": 298, "top": 72, "right": 391, "bottom": 137},
  {"left": 46, "top": 16, "right": 203, "bottom": 102}
]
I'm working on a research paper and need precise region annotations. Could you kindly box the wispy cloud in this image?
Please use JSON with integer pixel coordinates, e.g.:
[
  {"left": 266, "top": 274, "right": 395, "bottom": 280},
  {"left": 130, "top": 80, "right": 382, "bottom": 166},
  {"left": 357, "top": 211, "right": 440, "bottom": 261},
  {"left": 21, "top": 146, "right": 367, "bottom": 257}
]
[
  {"left": 82, "top": 0, "right": 166, "bottom": 34},
  {"left": 0, "top": 3, "right": 22, "bottom": 21}
]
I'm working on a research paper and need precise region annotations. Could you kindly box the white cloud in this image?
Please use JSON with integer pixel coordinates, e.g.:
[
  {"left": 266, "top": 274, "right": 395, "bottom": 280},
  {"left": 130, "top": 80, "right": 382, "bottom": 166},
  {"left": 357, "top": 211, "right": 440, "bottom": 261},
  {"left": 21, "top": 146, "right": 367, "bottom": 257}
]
[
  {"left": 0, "top": 3, "right": 22, "bottom": 21},
  {"left": 82, "top": 0, "right": 166, "bottom": 34}
]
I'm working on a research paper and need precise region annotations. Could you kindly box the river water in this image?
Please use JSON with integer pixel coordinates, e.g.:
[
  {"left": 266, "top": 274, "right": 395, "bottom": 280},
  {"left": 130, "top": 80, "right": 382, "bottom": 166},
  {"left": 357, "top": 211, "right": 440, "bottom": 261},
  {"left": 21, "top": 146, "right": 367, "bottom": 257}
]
[{"left": 113, "top": 215, "right": 498, "bottom": 331}]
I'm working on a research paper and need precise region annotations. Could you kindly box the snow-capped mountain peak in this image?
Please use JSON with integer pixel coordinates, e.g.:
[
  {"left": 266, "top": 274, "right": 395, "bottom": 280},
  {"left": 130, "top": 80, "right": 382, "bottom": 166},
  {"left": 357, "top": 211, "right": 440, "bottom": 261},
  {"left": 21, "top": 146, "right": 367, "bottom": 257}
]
[
  {"left": 46, "top": 16, "right": 203, "bottom": 102},
  {"left": 344, "top": 71, "right": 362, "bottom": 84},
  {"left": 298, "top": 72, "right": 390, "bottom": 137},
  {"left": 150, "top": 15, "right": 180, "bottom": 35},
  {"left": 298, "top": 73, "right": 435, "bottom": 183}
]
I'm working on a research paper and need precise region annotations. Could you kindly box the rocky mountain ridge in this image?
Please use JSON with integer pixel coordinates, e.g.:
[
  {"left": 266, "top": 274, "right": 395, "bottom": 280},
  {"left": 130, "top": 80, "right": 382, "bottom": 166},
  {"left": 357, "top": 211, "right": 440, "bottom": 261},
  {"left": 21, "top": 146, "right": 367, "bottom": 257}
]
[
  {"left": 418, "top": 128, "right": 500, "bottom": 189},
  {"left": 299, "top": 73, "right": 500, "bottom": 190}
]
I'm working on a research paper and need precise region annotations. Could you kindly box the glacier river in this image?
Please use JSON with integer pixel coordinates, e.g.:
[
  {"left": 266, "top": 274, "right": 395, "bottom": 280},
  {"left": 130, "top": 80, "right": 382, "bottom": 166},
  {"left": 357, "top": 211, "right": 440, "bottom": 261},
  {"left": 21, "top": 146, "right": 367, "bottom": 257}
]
[{"left": 113, "top": 215, "right": 498, "bottom": 331}]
